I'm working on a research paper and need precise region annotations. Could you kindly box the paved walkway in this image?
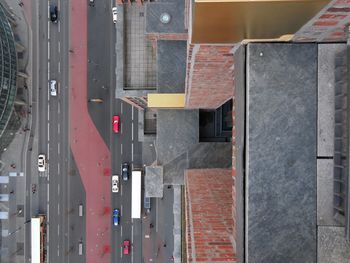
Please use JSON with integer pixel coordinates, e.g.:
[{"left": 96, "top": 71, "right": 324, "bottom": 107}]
[
  {"left": 69, "top": 1, "right": 111, "bottom": 262},
  {"left": 0, "top": 0, "right": 32, "bottom": 262}
]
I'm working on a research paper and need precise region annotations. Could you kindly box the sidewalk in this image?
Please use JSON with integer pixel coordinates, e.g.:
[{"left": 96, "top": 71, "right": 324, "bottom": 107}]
[
  {"left": 69, "top": 1, "right": 111, "bottom": 262},
  {"left": 0, "top": 0, "right": 33, "bottom": 262}
]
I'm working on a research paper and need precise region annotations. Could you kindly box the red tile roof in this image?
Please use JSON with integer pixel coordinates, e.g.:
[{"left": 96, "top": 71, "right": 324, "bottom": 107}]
[{"left": 185, "top": 169, "right": 236, "bottom": 263}]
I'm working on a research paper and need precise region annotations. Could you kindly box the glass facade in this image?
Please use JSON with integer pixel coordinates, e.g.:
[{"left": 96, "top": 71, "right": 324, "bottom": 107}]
[{"left": 0, "top": 2, "right": 17, "bottom": 138}]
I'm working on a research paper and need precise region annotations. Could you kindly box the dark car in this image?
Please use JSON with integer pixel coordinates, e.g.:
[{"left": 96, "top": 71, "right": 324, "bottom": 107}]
[
  {"left": 113, "top": 209, "right": 120, "bottom": 226},
  {"left": 122, "top": 162, "right": 129, "bottom": 181},
  {"left": 50, "top": 5, "right": 58, "bottom": 23}
]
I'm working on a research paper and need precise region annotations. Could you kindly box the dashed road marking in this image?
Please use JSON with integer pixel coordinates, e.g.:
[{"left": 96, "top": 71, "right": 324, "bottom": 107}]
[{"left": 132, "top": 143, "right": 134, "bottom": 162}]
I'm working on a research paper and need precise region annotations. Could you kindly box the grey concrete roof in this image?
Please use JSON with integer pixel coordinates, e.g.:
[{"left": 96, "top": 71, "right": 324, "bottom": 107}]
[
  {"left": 146, "top": 1, "right": 186, "bottom": 34},
  {"left": 157, "top": 40, "right": 187, "bottom": 93},
  {"left": 145, "top": 166, "right": 164, "bottom": 197},
  {"left": 156, "top": 109, "right": 198, "bottom": 166}
]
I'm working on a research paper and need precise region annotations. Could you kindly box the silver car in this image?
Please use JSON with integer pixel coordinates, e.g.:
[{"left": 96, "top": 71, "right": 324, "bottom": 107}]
[
  {"left": 38, "top": 154, "right": 46, "bottom": 172},
  {"left": 50, "top": 80, "right": 57, "bottom": 96},
  {"left": 112, "top": 175, "right": 119, "bottom": 193},
  {"left": 112, "top": 7, "right": 117, "bottom": 23}
]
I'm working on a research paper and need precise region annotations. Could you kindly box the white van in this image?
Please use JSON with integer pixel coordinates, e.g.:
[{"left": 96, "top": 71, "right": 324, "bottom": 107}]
[{"left": 78, "top": 241, "right": 83, "bottom": 255}]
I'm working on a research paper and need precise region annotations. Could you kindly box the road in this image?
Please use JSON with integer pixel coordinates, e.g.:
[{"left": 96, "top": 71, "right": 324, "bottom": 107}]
[
  {"left": 35, "top": 0, "right": 70, "bottom": 262},
  {"left": 31, "top": 0, "right": 146, "bottom": 262},
  {"left": 86, "top": 2, "right": 143, "bottom": 262}
]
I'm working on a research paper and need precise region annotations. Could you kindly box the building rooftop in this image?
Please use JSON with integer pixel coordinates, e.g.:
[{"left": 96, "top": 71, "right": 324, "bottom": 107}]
[{"left": 185, "top": 169, "right": 236, "bottom": 263}]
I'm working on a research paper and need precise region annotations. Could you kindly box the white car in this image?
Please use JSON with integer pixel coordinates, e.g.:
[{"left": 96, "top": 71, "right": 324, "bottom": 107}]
[
  {"left": 112, "top": 7, "right": 117, "bottom": 23},
  {"left": 49, "top": 80, "right": 57, "bottom": 96},
  {"left": 38, "top": 154, "right": 46, "bottom": 172},
  {"left": 112, "top": 175, "right": 119, "bottom": 193}
]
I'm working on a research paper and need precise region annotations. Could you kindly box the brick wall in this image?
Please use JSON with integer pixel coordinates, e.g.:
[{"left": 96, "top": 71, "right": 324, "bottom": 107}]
[
  {"left": 185, "top": 44, "right": 235, "bottom": 109},
  {"left": 185, "top": 169, "right": 237, "bottom": 263},
  {"left": 294, "top": 0, "right": 350, "bottom": 42}
]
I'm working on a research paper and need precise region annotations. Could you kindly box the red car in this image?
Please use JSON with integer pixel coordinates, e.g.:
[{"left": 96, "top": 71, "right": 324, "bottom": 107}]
[
  {"left": 112, "top": 115, "right": 120, "bottom": 133},
  {"left": 123, "top": 240, "right": 130, "bottom": 255}
]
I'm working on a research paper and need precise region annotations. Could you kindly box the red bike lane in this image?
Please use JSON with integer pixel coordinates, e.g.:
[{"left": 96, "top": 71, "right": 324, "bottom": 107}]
[{"left": 69, "top": 1, "right": 111, "bottom": 262}]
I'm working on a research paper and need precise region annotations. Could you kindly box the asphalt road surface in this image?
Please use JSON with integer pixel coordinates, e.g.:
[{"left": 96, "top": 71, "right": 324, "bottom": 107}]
[
  {"left": 32, "top": 0, "right": 145, "bottom": 262},
  {"left": 36, "top": 0, "right": 70, "bottom": 262},
  {"left": 87, "top": 2, "right": 143, "bottom": 262}
]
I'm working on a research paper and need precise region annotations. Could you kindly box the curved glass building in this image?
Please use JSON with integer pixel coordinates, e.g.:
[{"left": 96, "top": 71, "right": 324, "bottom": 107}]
[{"left": 0, "top": 3, "right": 17, "bottom": 139}]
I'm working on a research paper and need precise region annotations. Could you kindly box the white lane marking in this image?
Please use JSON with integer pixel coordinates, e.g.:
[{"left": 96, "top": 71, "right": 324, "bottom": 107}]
[
  {"left": 47, "top": 203, "right": 50, "bottom": 223},
  {"left": 121, "top": 225, "right": 123, "bottom": 237},
  {"left": 58, "top": 61, "right": 60, "bottom": 73},
  {"left": 121, "top": 183, "right": 123, "bottom": 196},
  {"left": 131, "top": 143, "right": 134, "bottom": 162},
  {"left": 48, "top": 41, "right": 50, "bottom": 60},
  {"left": 58, "top": 124, "right": 60, "bottom": 135},
  {"left": 58, "top": 163, "right": 60, "bottom": 174},
  {"left": 58, "top": 224, "right": 60, "bottom": 236},
  {"left": 58, "top": 21, "right": 61, "bottom": 33},
  {"left": 48, "top": 122, "right": 50, "bottom": 141},
  {"left": 57, "top": 244, "right": 60, "bottom": 256},
  {"left": 47, "top": 184, "right": 50, "bottom": 202},
  {"left": 156, "top": 199, "right": 159, "bottom": 232},
  {"left": 120, "top": 243, "right": 122, "bottom": 258},
  {"left": 58, "top": 82, "right": 60, "bottom": 95},
  {"left": 58, "top": 203, "right": 60, "bottom": 215},
  {"left": 48, "top": 103, "right": 50, "bottom": 120},
  {"left": 132, "top": 106, "right": 134, "bottom": 121},
  {"left": 58, "top": 184, "right": 60, "bottom": 196},
  {"left": 58, "top": 42, "right": 60, "bottom": 53},
  {"left": 58, "top": 142, "right": 60, "bottom": 154},
  {"left": 47, "top": 4, "right": 50, "bottom": 19},
  {"left": 131, "top": 221, "right": 134, "bottom": 263},
  {"left": 121, "top": 122, "right": 123, "bottom": 134},
  {"left": 121, "top": 144, "right": 123, "bottom": 155},
  {"left": 47, "top": 20, "right": 50, "bottom": 40},
  {"left": 58, "top": 102, "right": 60, "bottom": 114},
  {"left": 132, "top": 122, "right": 134, "bottom": 141},
  {"left": 47, "top": 143, "right": 50, "bottom": 160},
  {"left": 121, "top": 102, "right": 123, "bottom": 114}
]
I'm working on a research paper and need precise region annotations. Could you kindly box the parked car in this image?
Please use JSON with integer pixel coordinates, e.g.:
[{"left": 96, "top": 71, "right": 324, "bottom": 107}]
[
  {"left": 112, "top": 115, "right": 120, "bottom": 133},
  {"left": 123, "top": 240, "right": 130, "bottom": 255},
  {"left": 49, "top": 80, "right": 57, "bottom": 96},
  {"left": 113, "top": 209, "right": 120, "bottom": 226},
  {"left": 112, "top": 7, "right": 117, "bottom": 23},
  {"left": 49, "top": 5, "right": 58, "bottom": 23},
  {"left": 122, "top": 162, "right": 129, "bottom": 181},
  {"left": 144, "top": 196, "right": 151, "bottom": 212},
  {"left": 112, "top": 175, "right": 119, "bottom": 193},
  {"left": 38, "top": 154, "right": 46, "bottom": 172}
]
